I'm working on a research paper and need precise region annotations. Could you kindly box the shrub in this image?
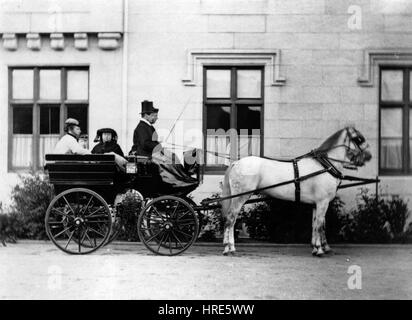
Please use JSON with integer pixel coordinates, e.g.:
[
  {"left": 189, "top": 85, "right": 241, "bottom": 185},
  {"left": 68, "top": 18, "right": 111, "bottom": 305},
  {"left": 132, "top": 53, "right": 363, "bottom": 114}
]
[
  {"left": 241, "top": 197, "right": 345, "bottom": 243},
  {"left": 198, "top": 193, "right": 225, "bottom": 241},
  {"left": 0, "top": 202, "right": 21, "bottom": 245},
  {"left": 197, "top": 194, "right": 345, "bottom": 243},
  {"left": 115, "top": 191, "right": 143, "bottom": 242},
  {"left": 10, "top": 172, "right": 54, "bottom": 240},
  {"left": 339, "top": 189, "right": 411, "bottom": 243}
]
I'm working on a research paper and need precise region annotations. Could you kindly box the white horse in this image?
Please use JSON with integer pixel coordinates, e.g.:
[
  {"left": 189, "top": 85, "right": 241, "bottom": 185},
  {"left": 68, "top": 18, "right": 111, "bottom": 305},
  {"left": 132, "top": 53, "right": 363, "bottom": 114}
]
[{"left": 221, "top": 127, "right": 372, "bottom": 256}]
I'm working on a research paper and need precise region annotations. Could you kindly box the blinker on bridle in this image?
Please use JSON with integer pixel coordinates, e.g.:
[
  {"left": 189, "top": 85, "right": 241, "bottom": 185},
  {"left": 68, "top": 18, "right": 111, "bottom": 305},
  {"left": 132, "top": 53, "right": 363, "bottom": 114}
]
[{"left": 314, "top": 127, "right": 369, "bottom": 170}]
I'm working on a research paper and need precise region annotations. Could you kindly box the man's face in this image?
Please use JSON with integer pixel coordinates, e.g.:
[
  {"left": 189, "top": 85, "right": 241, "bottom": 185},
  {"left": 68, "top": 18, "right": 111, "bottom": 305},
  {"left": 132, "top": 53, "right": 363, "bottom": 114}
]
[
  {"left": 102, "top": 132, "right": 112, "bottom": 142},
  {"left": 146, "top": 112, "right": 158, "bottom": 124},
  {"left": 70, "top": 126, "right": 81, "bottom": 138}
]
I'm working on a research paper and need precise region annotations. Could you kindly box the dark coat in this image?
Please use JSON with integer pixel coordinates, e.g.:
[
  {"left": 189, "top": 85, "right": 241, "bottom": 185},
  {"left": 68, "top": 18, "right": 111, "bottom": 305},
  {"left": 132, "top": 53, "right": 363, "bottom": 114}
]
[
  {"left": 91, "top": 141, "right": 124, "bottom": 157},
  {"left": 130, "top": 120, "right": 161, "bottom": 157}
]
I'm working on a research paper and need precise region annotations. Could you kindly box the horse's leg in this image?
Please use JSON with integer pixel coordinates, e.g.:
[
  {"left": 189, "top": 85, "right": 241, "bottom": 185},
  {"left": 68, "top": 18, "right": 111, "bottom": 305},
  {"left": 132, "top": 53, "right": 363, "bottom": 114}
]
[
  {"left": 312, "top": 200, "right": 329, "bottom": 257},
  {"left": 321, "top": 219, "right": 332, "bottom": 253},
  {"left": 222, "top": 195, "right": 249, "bottom": 256},
  {"left": 311, "top": 208, "right": 317, "bottom": 255}
]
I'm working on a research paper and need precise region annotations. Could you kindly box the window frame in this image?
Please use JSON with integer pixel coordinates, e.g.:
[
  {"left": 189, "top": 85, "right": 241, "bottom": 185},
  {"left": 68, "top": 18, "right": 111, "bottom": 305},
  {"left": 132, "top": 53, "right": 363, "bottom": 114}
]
[
  {"left": 203, "top": 66, "right": 265, "bottom": 173},
  {"left": 8, "top": 66, "right": 89, "bottom": 172},
  {"left": 379, "top": 66, "right": 412, "bottom": 175}
]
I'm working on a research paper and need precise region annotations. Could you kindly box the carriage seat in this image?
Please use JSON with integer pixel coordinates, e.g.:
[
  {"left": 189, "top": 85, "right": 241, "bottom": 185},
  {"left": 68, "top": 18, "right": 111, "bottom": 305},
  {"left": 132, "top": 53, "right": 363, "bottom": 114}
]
[{"left": 44, "top": 154, "right": 117, "bottom": 186}]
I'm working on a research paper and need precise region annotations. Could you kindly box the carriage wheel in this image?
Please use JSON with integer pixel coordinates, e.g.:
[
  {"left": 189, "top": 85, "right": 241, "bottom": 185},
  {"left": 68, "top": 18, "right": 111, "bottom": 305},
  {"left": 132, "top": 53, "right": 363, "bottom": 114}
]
[
  {"left": 45, "top": 188, "right": 112, "bottom": 254},
  {"left": 137, "top": 196, "right": 199, "bottom": 256}
]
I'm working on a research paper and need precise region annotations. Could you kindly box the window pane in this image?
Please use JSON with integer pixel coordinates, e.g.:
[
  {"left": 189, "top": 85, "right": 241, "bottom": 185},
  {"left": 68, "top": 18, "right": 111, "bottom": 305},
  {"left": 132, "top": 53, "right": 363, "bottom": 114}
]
[
  {"left": 237, "top": 106, "right": 261, "bottom": 158},
  {"left": 67, "top": 70, "right": 88, "bottom": 100},
  {"left": 12, "top": 69, "right": 33, "bottom": 99},
  {"left": 410, "top": 109, "right": 412, "bottom": 169},
  {"left": 410, "top": 72, "right": 412, "bottom": 102},
  {"left": 67, "top": 105, "right": 88, "bottom": 134},
  {"left": 40, "top": 69, "right": 61, "bottom": 100},
  {"left": 39, "top": 135, "right": 60, "bottom": 168},
  {"left": 381, "top": 108, "right": 402, "bottom": 169},
  {"left": 237, "top": 106, "right": 261, "bottom": 132},
  {"left": 12, "top": 135, "right": 32, "bottom": 167},
  {"left": 381, "top": 70, "right": 403, "bottom": 101},
  {"left": 40, "top": 106, "right": 60, "bottom": 134},
  {"left": 206, "top": 70, "right": 231, "bottom": 98},
  {"left": 13, "top": 107, "right": 33, "bottom": 134},
  {"left": 206, "top": 105, "right": 231, "bottom": 165},
  {"left": 237, "top": 70, "right": 261, "bottom": 98},
  {"left": 206, "top": 105, "right": 230, "bottom": 131}
]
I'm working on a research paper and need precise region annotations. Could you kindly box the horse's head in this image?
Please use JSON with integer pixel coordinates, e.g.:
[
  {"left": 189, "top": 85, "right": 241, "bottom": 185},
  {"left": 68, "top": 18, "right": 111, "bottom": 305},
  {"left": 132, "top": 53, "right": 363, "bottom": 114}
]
[{"left": 344, "top": 127, "right": 372, "bottom": 167}]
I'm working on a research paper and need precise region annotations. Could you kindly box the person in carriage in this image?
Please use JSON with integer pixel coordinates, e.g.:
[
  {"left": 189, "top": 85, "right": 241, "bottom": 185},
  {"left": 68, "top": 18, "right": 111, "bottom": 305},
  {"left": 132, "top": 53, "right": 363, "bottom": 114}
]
[
  {"left": 53, "top": 118, "right": 91, "bottom": 155},
  {"left": 91, "top": 128, "right": 124, "bottom": 157},
  {"left": 129, "top": 100, "right": 198, "bottom": 190},
  {"left": 53, "top": 118, "right": 127, "bottom": 170}
]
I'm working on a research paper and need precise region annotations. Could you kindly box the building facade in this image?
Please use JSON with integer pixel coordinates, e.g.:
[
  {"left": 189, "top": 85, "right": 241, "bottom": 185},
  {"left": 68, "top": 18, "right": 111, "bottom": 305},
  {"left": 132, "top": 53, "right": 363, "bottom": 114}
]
[{"left": 1, "top": 0, "right": 412, "bottom": 207}]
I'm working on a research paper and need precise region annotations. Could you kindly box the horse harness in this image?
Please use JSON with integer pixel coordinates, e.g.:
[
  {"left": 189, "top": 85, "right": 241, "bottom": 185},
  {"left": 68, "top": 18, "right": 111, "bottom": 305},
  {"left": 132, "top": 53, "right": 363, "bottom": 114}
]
[{"left": 291, "top": 153, "right": 344, "bottom": 203}]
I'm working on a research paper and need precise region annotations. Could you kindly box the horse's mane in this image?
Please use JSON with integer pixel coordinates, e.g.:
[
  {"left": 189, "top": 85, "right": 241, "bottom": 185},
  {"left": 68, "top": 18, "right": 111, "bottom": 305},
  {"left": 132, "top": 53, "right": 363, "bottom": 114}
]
[{"left": 317, "top": 129, "right": 345, "bottom": 152}]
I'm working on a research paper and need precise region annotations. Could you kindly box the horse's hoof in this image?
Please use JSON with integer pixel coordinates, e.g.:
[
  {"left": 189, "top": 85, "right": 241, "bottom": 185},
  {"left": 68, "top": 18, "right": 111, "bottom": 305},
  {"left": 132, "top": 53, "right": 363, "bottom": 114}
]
[
  {"left": 312, "top": 248, "right": 318, "bottom": 256},
  {"left": 316, "top": 249, "right": 325, "bottom": 257},
  {"left": 229, "top": 251, "right": 236, "bottom": 256},
  {"left": 324, "top": 248, "right": 333, "bottom": 254}
]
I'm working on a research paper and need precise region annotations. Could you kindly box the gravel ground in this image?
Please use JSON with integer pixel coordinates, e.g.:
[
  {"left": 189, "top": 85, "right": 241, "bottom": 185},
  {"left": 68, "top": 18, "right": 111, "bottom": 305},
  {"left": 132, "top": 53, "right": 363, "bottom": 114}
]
[{"left": 0, "top": 240, "right": 411, "bottom": 300}]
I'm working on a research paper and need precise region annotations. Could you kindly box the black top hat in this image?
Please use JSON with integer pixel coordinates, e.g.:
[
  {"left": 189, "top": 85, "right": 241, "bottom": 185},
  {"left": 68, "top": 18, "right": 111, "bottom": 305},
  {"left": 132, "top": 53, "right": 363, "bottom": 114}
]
[{"left": 140, "top": 100, "right": 159, "bottom": 114}]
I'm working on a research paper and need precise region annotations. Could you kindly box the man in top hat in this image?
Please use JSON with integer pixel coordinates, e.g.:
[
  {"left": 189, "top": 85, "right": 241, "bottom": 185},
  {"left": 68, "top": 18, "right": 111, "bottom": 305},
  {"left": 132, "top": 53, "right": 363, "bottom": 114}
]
[
  {"left": 53, "top": 118, "right": 91, "bottom": 155},
  {"left": 129, "top": 100, "right": 162, "bottom": 156}
]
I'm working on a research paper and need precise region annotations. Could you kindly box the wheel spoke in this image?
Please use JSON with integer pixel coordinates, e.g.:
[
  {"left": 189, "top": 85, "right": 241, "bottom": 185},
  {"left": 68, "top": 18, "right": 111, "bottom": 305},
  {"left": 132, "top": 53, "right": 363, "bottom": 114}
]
[
  {"left": 176, "top": 210, "right": 191, "bottom": 221},
  {"left": 51, "top": 207, "right": 70, "bottom": 218},
  {"left": 168, "top": 232, "right": 172, "bottom": 254},
  {"left": 87, "top": 226, "right": 106, "bottom": 238},
  {"left": 174, "top": 228, "right": 192, "bottom": 239},
  {"left": 53, "top": 225, "right": 74, "bottom": 238},
  {"left": 171, "top": 201, "right": 180, "bottom": 219},
  {"left": 175, "top": 219, "right": 195, "bottom": 226},
  {"left": 62, "top": 196, "right": 76, "bottom": 215},
  {"left": 170, "top": 230, "right": 184, "bottom": 248},
  {"left": 64, "top": 230, "right": 75, "bottom": 249},
  {"left": 81, "top": 196, "right": 94, "bottom": 216},
  {"left": 84, "top": 229, "right": 95, "bottom": 247},
  {"left": 86, "top": 206, "right": 105, "bottom": 217},
  {"left": 145, "top": 228, "right": 163, "bottom": 243},
  {"left": 78, "top": 228, "right": 81, "bottom": 253},
  {"left": 157, "top": 231, "right": 167, "bottom": 252},
  {"left": 151, "top": 206, "right": 166, "bottom": 222},
  {"left": 48, "top": 220, "right": 65, "bottom": 225},
  {"left": 85, "top": 220, "right": 110, "bottom": 224}
]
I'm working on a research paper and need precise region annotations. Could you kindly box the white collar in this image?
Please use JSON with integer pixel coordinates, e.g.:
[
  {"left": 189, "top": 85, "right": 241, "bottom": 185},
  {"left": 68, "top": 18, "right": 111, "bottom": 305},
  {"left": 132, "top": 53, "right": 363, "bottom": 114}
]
[{"left": 141, "top": 118, "right": 153, "bottom": 127}]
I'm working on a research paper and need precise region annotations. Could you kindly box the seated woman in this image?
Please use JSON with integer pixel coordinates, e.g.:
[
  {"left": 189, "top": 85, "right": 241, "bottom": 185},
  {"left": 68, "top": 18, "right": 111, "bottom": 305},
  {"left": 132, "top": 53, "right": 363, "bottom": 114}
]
[
  {"left": 92, "top": 128, "right": 124, "bottom": 156},
  {"left": 92, "top": 128, "right": 127, "bottom": 171}
]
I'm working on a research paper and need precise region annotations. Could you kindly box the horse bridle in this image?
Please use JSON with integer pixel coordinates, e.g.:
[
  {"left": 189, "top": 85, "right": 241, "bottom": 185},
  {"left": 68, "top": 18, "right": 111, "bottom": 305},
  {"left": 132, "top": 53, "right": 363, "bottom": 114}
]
[{"left": 316, "top": 127, "right": 368, "bottom": 169}]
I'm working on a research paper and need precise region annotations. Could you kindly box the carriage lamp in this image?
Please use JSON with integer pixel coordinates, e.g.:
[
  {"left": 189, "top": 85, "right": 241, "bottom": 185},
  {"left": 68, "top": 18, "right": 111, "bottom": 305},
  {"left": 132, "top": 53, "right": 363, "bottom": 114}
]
[{"left": 126, "top": 162, "right": 138, "bottom": 174}]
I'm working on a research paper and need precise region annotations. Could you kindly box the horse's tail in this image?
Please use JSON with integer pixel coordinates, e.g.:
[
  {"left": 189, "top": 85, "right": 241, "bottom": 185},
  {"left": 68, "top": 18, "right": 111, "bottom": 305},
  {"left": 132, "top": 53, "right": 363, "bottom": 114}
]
[{"left": 221, "top": 163, "right": 234, "bottom": 216}]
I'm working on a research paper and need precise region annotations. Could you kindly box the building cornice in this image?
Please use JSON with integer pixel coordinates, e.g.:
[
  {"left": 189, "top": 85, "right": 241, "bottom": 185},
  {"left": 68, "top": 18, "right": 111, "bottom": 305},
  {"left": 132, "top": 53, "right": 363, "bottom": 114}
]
[{"left": 1, "top": 32, "right": 122, "bottom": 51}]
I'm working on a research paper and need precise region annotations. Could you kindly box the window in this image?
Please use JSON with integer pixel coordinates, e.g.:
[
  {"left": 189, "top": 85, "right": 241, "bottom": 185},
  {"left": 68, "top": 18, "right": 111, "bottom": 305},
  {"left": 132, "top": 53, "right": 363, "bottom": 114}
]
[
  {"left": 9, "top": 67, "right": 89, "bottom": 171},
  {"left": 203, "top": 67, "right": 263, "bottom": 171},
  {"left": 379, "top": 67, "right": 412, "bottom": 174}
]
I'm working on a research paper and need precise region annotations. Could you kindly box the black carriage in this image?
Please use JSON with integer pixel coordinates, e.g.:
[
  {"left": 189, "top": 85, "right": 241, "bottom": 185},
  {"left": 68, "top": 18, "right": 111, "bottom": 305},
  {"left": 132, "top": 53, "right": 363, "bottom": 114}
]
[{"left": 44, "top": 152, "right": 204, "bottom": 256}]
